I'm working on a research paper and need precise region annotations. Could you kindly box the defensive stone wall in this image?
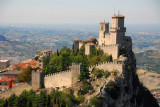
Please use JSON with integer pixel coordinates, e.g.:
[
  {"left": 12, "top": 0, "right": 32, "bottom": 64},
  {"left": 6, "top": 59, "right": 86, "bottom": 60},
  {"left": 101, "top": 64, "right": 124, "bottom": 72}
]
[
  {"left": 96, "top": 44, "right": 120, "bottom": 59},
  {"left": 89, "top": 61, "right": 123, "bottom": 73},
  {"left": 0, "top": 83, "right": 32, "bottom": 99},
  {"left": 44, "top": 63, "right": 81, "bottom": 88},
  {"left": 44, "top": 70, "right": 72, "bottom": 88}
]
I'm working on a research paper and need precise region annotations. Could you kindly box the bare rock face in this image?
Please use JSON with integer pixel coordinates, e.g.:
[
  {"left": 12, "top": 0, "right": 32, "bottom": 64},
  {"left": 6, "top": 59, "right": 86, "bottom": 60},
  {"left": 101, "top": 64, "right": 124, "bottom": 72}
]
[{"left": 102, "top": 50, "right": 159, "bottom": 107}]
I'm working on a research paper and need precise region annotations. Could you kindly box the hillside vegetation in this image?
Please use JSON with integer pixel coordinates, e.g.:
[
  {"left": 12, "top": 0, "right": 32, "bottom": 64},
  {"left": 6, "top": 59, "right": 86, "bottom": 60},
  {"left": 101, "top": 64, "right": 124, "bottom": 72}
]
[{"left": 42, "top": 45, "right": 112, "bottom": 76}]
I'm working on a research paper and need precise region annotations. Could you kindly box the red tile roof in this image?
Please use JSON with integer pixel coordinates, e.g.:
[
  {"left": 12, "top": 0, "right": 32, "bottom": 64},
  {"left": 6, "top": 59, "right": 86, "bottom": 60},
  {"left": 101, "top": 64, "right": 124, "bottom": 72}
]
[
  {"left": 0, "top": 77, "right": 16, "bottom": 82},
  {"left": 1, "top": 70, "right": 22, "bottom": 75}
]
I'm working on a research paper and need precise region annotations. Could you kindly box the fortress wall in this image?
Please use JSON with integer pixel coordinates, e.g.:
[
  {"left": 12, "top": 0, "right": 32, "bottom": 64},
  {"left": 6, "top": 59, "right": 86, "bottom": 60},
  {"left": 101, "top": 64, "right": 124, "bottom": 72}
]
[
  {"left": 0, "top": 83, "right": 32, "bottom": 99},
  {"left": 0, "top": 63, "right": 81, "bottom": 98},
  {"left": 44, "top": 70, "right": 72, "bottom": 88},
  {"left": 89, "top": 61, "right": 123, "bottom": 73},
  {"left": 96, "top": 44, "right": 120, "bottom": 59}
]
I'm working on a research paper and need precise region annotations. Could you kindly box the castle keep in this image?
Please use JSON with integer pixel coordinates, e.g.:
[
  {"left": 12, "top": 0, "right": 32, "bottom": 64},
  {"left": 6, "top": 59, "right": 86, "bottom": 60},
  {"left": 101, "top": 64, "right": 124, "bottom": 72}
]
[{"left": 74, "top": 14, "right": 132, "bottom": 59}]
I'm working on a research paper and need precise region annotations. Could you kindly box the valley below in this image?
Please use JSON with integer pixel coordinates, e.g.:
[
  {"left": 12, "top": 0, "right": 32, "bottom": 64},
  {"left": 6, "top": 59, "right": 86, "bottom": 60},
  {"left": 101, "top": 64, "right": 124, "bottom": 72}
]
[{"left": 0, "top": 24, "right": 160, "bottom": 73}]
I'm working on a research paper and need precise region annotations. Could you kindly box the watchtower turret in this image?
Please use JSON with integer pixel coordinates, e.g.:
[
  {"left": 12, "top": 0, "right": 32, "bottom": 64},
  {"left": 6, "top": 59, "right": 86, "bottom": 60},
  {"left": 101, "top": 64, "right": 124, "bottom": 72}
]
[
  {"left": 110, "top": 14, "right": 126, "bottom": 45},
  {"left": 110, "top": 14, "right": 126, "bottom": 33},
  {"left": 99, "top": 22, "right": 109, "bottom": 45}
]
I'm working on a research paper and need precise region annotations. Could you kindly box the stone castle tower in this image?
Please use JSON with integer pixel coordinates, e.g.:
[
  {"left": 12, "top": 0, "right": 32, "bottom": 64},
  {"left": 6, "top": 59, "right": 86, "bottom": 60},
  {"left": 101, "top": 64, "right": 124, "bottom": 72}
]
[
  {"left": 32, "top": 71, "right": 44, "bottom": 90},
  {"left": 73, "top": 14, "right": 132, "bottom": 59},
  {"left": 99, "top": 14, "right": 126, "bottom": 46}
]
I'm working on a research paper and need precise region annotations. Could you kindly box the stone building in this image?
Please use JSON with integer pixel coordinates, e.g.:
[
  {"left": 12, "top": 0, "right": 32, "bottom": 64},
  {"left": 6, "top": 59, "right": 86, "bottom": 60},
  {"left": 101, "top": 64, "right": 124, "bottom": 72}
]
[
  {"left": 0, "top": 78, "right": 12, "bottom": 90},
  {"left": 37, "top": 58, "right": 44, "bottom": 69},
  {"left": 0, "top": 70, "right": 22, "bottom": 80},
  {"left": 0, "top": 77, "right": 15, "bottom": 90},
  {"left": 0, "top": 70, "right": 23, "bottom": 90},
  {"left": 0, "top": 60, "right": 10, "bottom": 71},
  {"left": 35, "top": 50, "right": 52, "bottom": 58},
  {"left": 99, "top": 14, "right": 126, "bottom": 45},
  {"left": 73, "top": 14, "right": 132, "bottom": 59},
  {"left": 73, "top": 37, "right": 98, "bottom": 53}
]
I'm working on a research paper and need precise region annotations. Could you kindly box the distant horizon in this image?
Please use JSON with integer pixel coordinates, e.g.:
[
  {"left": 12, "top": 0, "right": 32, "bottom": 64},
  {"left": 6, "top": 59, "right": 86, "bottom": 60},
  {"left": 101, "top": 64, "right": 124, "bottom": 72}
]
[
  {"left": 0, "top": 23, "right": 160, "bottom": 33},
  {"left": 0, "top": 0, "right": 160, "bottom": 24}
]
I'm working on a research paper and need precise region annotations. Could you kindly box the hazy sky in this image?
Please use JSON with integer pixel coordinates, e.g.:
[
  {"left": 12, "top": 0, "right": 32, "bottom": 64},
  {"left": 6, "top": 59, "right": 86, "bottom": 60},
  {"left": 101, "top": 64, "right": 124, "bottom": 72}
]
[{"left": 0, "top": 0, "right": 160, "bottom": 24}]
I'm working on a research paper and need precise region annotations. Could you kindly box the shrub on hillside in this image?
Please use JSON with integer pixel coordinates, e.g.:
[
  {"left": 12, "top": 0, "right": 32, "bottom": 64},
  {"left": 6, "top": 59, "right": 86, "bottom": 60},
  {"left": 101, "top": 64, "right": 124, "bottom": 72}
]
[
  {"left": 18, "top": 66, "right": 33, "bottom": 82},
  {"left": 92, "top": 68, "right": 104, "bottom": 78},
  {"left": 90, "top": 96, "right": 103, "bottom": 107},
  {"left": 103, "top": 70, "right": 110, "bottom": 78}
]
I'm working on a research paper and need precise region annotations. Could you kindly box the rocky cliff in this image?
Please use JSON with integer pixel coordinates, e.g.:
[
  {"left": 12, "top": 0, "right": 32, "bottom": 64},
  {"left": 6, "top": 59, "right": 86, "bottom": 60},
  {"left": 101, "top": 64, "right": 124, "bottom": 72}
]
[
  {"left": 102, "top": 49, "right": 159, "bottom": 107},
  {"left": 64, "top": 49, "right": 159, "bottom": 107}
]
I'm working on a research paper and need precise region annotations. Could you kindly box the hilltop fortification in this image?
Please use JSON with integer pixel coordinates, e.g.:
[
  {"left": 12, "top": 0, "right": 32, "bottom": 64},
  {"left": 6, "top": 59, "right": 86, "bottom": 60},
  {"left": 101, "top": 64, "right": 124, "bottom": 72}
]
[
  {"left": 0, "top": 14, "right": 158, "bottom": 107},
  {"left": 74, "top": 14, "right": 132, "bottom": 59}
]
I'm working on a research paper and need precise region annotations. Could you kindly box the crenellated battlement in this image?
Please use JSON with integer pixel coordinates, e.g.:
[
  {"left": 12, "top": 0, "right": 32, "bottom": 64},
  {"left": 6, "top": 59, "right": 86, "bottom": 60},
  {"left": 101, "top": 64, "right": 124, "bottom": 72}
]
[
  {"left": 96, "top": 44, "right": 120, "bottom": 48},
  {"left": 32, "top": 70, "right": 40, "bottom": 75},
  {"left": 89, "top": 61, "right": 122, "bottom": 69},
  {"left": 44, "top": 63, "right": 81, "bottom": 88},
  {"left": 89, "top": 61, "right": 124, "bottom": 73},
  {"left": 44, "top": 70, "right": 72, "bottom": 77}
]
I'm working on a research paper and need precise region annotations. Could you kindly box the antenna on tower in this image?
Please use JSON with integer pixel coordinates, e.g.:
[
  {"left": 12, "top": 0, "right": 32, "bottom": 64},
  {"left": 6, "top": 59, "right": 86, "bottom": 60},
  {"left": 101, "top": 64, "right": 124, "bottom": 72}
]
[
  {"left": 118, "top": 10, "right": 120, "bottom": 15},
  {"left": 104, "top": 18, "right": 105, "bottom": 22},
  {"left": 122, "top": 9, "right": 124, "bottom": 15},
  {"left": 114, "top": 7, "right": 116, "bottom": 15}
]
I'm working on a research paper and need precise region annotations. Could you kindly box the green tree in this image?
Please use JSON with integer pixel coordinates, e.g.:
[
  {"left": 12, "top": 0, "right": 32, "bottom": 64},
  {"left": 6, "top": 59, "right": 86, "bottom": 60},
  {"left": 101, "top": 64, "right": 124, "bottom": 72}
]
[
  {"left": 90, "top": 96, "right": 103, "bottom": 107},
  {"left": 97, "top": 48, "right": 103, "bottom": 56},
  {"left": 89, "top": 56, "right": 99, "bottom": 66},
  {"left": 7, "top": 94, "right": 17, "bottom": 107},
  {"left": 103, "top": 70, "right": 110, "bottom": 78},
  {"left": 100, "top": 54, "right": 112, "bottom": 62},
  {"left": 18, "top": 66, "right": 33, "bottom": 82},
  {"left": 15, "top": 65, "right": 21, "bottom": 71},
  {"left": 78, "top": 44, "right": 85, "bottom": 56},
  {"left": 32, "top": 92, "right": 47, "bottom": 107},
  {"left": 79, "top": 55, "right": 90, "bottom": 81},
  {"left": 92, "top": 68, "right": 104, "bottom": 78},
  {"left": 43, "top": 55, "right": 50, "bottom": 73},
  {"left": 89, "top": 47, "right": 97, "bottom": 58},
  {"left": 0, "top": 99, "right": 5, "bottom": 107}
]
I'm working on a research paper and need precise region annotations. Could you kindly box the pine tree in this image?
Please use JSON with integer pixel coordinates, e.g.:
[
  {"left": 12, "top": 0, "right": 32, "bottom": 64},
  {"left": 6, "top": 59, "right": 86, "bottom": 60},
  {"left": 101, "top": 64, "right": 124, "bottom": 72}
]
[{"left": 79, "top": 55, "right": 90, "bottom": 81}]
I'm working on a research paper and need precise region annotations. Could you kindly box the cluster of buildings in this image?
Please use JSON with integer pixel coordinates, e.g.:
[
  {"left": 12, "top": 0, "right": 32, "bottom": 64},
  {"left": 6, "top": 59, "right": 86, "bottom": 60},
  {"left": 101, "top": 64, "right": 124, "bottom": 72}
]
[
  {"left": 35, "top": 50, "right": 52, "bottom": 58},
  {"left": 35, "top": 50, "right": 53, "bottom": 69},
  {"left": 73, "top": 14, "right": 132, "bottom": 59},
  {"left": 0, "top": 70, "right": 22, "bottom": 90},
  {"left": 0, "top": 56, "right": 10, "bottom": 72},
  {"left": 0, "top": 49, "right": 53, "bottom": 91}
]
